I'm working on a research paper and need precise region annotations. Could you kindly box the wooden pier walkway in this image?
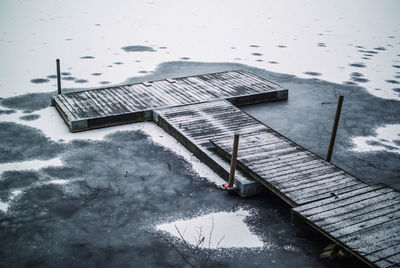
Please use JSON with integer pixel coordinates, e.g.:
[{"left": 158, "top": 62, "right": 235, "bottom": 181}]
[
  {"left": 52, "top": 70, "right": 399, "bottom": 267},
  {"left": 52, "top": 70, "right": 287, "bottom": 132}
]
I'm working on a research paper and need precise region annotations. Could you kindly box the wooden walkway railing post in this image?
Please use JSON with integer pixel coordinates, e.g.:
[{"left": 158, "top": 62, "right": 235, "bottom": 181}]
[
  {"left": 227, "top": 133, "right": 240, "bottom": 188},
  {"left": 56, "top": 59, "right": 62, "bottom": 95},
  {"left": 327, "top": 95, "right": 344, "bottom": 162}
]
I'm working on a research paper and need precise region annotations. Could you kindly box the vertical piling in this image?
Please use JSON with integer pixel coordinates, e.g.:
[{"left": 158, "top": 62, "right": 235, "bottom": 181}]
[
  {"left": 326, "top": 95, "right": 344, "bottom": 162},
  {"left": 56, "top": 59, "right": 62, "bottom": 95},
  {"left": 228, "top": 133, "right": 240, "bottom": 188}
]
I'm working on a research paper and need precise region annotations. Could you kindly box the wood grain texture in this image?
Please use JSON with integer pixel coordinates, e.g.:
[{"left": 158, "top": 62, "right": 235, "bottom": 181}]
[
  {"left": 293, "top": 185, "right": 400, "bottom": 267},
  {"left": 52, "top": 70, "right": 287, "bottom": 131}
]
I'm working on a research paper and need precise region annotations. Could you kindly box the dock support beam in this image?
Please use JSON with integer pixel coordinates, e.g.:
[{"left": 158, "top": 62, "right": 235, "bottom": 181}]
[
  {"left": 56, "top": 59, "right": 62, "bottom": 95},
  {"left": 227, "top": 133, "right": 240, "bottom": 188},
  {"left": 326, "top": 95, "right": 344, "bottom": 162}
]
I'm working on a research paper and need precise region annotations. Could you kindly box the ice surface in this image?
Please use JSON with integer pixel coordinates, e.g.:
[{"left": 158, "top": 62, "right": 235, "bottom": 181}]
[
  {"left": 0, "top": 0, "right": 399, "bottom": 100},
  {"left": 0, "top": 105, "right": 225, "bottom": 186},
  {"left": 0, "top": 158, "right": 63, "bottom": 173},
  {"left": 351, "top": 124, "right": 400, "bottom": 153},
  {"left": 156, "top": 208, "right": 266, "bottom": 249}
]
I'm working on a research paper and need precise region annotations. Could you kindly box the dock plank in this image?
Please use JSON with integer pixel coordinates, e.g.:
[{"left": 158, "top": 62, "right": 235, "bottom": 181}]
[
  {"left": 293, "top": 186, "right": 400, "bottom": 268},
  {"left": 53, "top": 70, "right": 287, "bottom": 131}
]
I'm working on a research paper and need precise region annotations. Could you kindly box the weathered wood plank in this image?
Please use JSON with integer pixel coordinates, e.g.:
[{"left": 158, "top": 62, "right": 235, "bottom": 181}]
[
  {"left": 371, "top": 245, "right": 400, "bottom": 265},
  {"left": 298, "top": 186, "right": 392, "bottom": 217},
  {"left": 293, "top": 184, "right": 386, "bottom": 213},
  {"left": 312, "top": 193, "right": 400, "bottom": 227},
  {"left": 340, "top": 218, "right": 400, "bottom": 250},
  {"left": 294, "top": 182, "right": 370, "bottom": 205},
  {"left": 326, "top": 205, "right": 400, "bottom": 235}
]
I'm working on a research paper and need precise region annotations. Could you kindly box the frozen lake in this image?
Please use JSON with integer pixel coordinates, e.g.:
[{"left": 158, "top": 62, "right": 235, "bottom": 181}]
[{"left": 0, "top": 1, "right": 399, "bottom": 267}]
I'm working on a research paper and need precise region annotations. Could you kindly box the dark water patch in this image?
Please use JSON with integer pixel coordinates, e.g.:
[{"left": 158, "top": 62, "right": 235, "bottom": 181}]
[
  {"left": 277, "top": 45, "right": 287, "bottom": 48},
  {"left": 30, "top": 78, "right": 50, "bottom": 84},
  {"left": 47, "top": 75, "right": 57, "bottom": 79},
  {"left": 350, "top": 73, "right": 368, "bottom": 83},
  {"left": 80, "top": 56, "right": 95, "bottom": 59},
  {"left": 0, "top": 171, "right": 40, "bottom": 190},
  {"left": 386, "top": 79, "right": 399, "bottom": 84},
  {"left": 303, "top": 72, "right": 322, "bottom": 77},
  {"left": 107, "top": 65, "right": 112, "bottom": 67},
  {"left": 0, "top": 109, "right": 16, "bottom": 115},
  {"left": 250, "top": 44, "right": 259, "bottom": 47},
  {"left": 268, "top": 61, "right": 278, "bottom": 64},
  {"left": 395, "top": 75, "right": 400, "bottom": 79},
  {"left": 393, "top": 65, "right": 400, "bottom": 69},
  {"left": 388, "top": 36, "right": 395, "bottom": 39},
  {"left": 121, "top": 45, "right": 155, "bottom": 52},
  {"left": 95, "top": 24, "right": 101, "bottom": 26},
  {"left": 65, "top": 38, "right": 72, "bottom": 41},
  {"left": 366, "top": 140, "right": 396, "bottom": 151},
  {"left": 99, "top": 81, "right": 110, "bottom": 85},
  {"left": 251, "top": 53, "right": 263, "bottom": 56},
  {"left": 91, "top": 73, "right": 102, "bottom": 76},
  {"left": 392, "top": 88, "right": 400, "bottom": 93},
  {"left": 374, "top": 46, "right": 386, "bottom": 51},
  {"left": 351, "top": 77, "right": 369, "bottom": 83},
  {"left": 344, "top": 81, "right": 357, "bottom": 85},
  {"left": 0, "top": 122, "right": 64, "bottom": 163},
  {"left": 61, "top": 72, "right": 71, "bottom": 76},
  {"left": 62, "top": 77, "right": 75, "bottom": 81},
  {"left": 356, "top": 45, "right": 364, "bottom": 48},
  {"left": 158, "top": 46, "right": 167, "bottom": 49},
  {"left": 230, "top": 47, "right": 236, "bottom": 49},
  {"left": 114, "top": 62, "right": 123, "bottom": 65},
  {"left": 135, "top": 60, "right": 141, "bottom": 62},
  {"left": 138, "top": 71, "right": 148, "bottom": 74},
  {"left": 19, "top": 114, "right": 40, "bottom": 121},
  {"left": 351, "top": 72, "right": 364, "bottom": 77},
  {"left": 358, "top": 49, "right": 378, "bottom": 54},
  {"left": 363, "top": 54, "right": 374, "bottom": 57},
  {"left": 349, "top": 62, "right": 366, "bottom": 68},
  {"left": 75, "top": 79, "right": 88, "bottom": 84},
  {"left": 317, "top": 33, "right": 323, "bottom": 36},
  {"left": 180, "top": 57, "right": 190, "bottom": 60},
  {"left": 361, "top": 57, "right": 370, "bottom": 60},
  {"left": 1, "top": 92, "right": 54, "bottom": 112},
  {"left": 317, "top": 43, "right": 326, "bottom": 47},
  {"left": 256, "top": 59, "right": 263, "bottom": 62},
  {"left": 233, "top": 57, "right": 241, "bottom": 60},
  {"left": 43, "top": 166, "right": 82, "bottom": 180}
]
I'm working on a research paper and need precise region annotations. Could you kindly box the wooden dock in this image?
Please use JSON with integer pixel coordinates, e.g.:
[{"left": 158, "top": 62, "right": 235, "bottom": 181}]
[
  {"left": 52, "top": 70, "right": 399, "bottom": 267},
  {"left": 293, "top": 184, "right": 400, "bottom": 267},
  {"left": 52, "top": 70, "right": 287, "bottom": 132}
]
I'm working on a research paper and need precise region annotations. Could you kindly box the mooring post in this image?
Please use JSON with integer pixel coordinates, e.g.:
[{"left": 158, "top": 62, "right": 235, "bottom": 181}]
[
  {"left": 227, "top": 133, "right": 240, "bottom": 188},
  {"left": 326, "top": 95, "right": 344, "bottom": 162},
  {"left": 56, "top": 59, "right": 62, "bottom": 95}
]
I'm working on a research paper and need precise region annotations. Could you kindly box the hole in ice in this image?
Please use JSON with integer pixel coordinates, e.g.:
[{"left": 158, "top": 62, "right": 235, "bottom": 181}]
[
  {"left": 30, "top": 78, "right": 49, "bottom": 84},
  {"left": 121, "top": 45, "right": 156, "bottom": 52}
]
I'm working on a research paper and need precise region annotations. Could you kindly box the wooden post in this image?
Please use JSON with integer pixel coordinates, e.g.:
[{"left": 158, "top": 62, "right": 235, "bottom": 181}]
[
  {"left": 228, "top": 133, "right": 240, "bottom": 187},
  {"left": 326, "top": 95, "right": 344, "bottom": 162},
  {"left": 56, "top": 59, "right": 62, "bottom": 95}
]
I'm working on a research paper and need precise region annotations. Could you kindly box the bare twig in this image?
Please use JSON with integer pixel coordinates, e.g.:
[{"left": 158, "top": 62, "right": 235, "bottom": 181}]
[
  {"left": 175, "top": 225, "right": 201, "bottom": 268},
  {"left": 153, "top": 218, "right": 225, "bottom": 268},
  {"left": 152, "top": 231, "right": 196, "bottom": 268}
]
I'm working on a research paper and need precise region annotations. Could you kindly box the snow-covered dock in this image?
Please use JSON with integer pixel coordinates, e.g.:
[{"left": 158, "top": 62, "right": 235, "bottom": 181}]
[
  {"left": 293, "top": 184, "right": 400, "bottom": 267},
  {"left": 51, "top": 70, "right": 287, "bottom": 132},
  {"left": 52, "top": 70, "right": 399, "bottom": 267}
]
